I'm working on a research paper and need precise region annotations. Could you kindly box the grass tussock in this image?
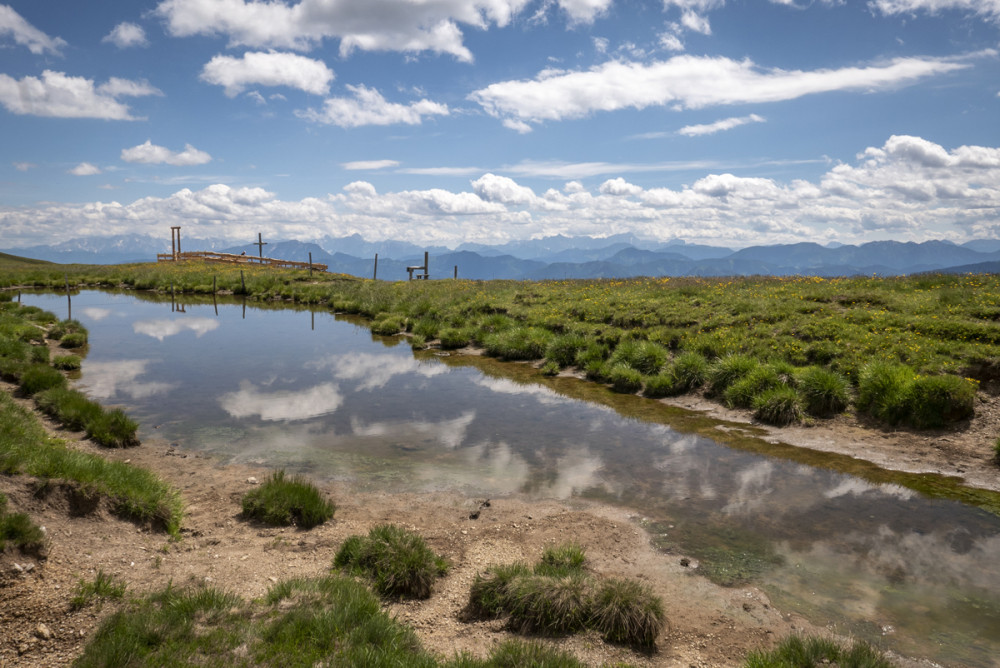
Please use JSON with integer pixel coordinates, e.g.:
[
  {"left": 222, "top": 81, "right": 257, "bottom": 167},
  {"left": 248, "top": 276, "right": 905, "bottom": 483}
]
[
  {"left": 743, "top": 634, "right": 893, "bottom": 668},
  {"left": 240, "top": 469, "right": 335, "bottom": 529},
  {"left": 333, "top": 523, "right": 449, "bottom": 599},
  {"left": 468, "top": 543, "right": 666, "bottom": 648},
  {"left": 0, "top": 491, "right": 46, "bottom": 554}
]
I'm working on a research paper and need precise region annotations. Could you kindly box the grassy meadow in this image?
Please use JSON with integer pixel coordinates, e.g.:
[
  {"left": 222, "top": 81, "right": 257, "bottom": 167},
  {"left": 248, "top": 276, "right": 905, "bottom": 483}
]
[{"left": 3, "top": 258, "right": 997, "bottom": 430}]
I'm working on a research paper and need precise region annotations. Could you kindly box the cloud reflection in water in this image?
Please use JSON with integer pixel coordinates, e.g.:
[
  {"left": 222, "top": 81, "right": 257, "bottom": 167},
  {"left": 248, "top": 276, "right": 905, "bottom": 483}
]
[
  {"left": 79, "top": 360, "right": 176, "bottom": 400},
  {"left": 133, "top": 317, "right": 220, "bottom": 341},
  {"left": 219, "top": 381, "right": 343, "bottom": 421}
]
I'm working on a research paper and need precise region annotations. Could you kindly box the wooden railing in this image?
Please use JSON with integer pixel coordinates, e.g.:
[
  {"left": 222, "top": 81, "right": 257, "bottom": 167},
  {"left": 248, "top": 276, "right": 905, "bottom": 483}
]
[{"left": 156, "top": 251, "right": 327, "bottom": 272}]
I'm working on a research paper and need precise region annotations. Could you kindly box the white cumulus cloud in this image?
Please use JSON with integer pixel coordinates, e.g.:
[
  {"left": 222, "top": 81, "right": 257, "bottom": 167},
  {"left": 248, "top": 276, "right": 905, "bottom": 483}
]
[
  {"left": 121, "top": 140, "right": 212, "bottom": 166},
  {"left": 102, "top": 22, "right": 149, "bottom": 48},
  {"left": 0, "top": 4, "right": 66, "bottom": 54},
  {"left": 200, "top": 51, "right": 334, "bottom": 97},
  {"left": 0, "top": 70, "right": 162, "bottom": 120},
  {"left": 297, "top": 84, "right": 448, "bottom": 127},
  {"left": 471, "top": 54, "right": 971, "bottom": 130},
  {"left": 69, "top": 162, "right": 102, "bottom": 176}
]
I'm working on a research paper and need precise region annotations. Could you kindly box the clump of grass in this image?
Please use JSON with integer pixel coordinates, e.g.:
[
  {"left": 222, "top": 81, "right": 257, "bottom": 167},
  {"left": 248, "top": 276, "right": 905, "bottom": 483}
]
[
  {"left": 86, "top": 408, "right": 141, "bottom": 448},
  {"left": 707, "top": 354, "right": 758, "bottom": 397},
  {"left": 545, "top": 334, "right": 588, "bottom": 368},
  {"left": 468, "top": 543, "right": 665, "bottom": 648},
  {"left": 18, "top": 363, "right": 67, "bottom": 395},
  {"left": 59, "top": 332, "right": 88, "bottom": 349},
  {"left": 438, "top": 327, "right": 472, "bottom": 349},
  {"left": 34, "top": 387, "right": 102, "bottom": 430},
  {"left": 641, "top": 372, "right": 677, "bottom": 398},
  {"left": 856, "top": 361, "right": 914, "bottom": 425},
  {"left": 908, "top": 374, "right": 976, "bottom": 428},
  {"left": 333, "top": 523, "right": 449, "bottom": 599},
  {"left": 591, "top": 578, "right": 665, "bottom": 648},
  {"left": 753, "top": 386, "right": 803, "bottom": 426},
  {"left": 535, "top": 542, "right": 587, "bottom": 578},
  {"left": 70, "top": 569, "right": 127, "bottom": 610},
  {"left": 540, "top": 360, "right": 560, "bottom": 376},
  {"left": 609, "top": 339, "right": 669, "bottom": 375},
  {"left": 723, "top": 364, "right": 783, "bottom": 409},
  {"left": 606, "top": 363, "right": 642, "bottom": 393},
  {"left": 371, "top": 313, "right": 406, "bottom": 336},
  {"left": 466, "top": 638, "right": 588, "bottom": 668},
  {"left": 483, "top": 326, "right": 553, "bottom": 361},
  {"left": 671, "top": 351, "right": 710, "bottom": 392},
  {"left": 241, "top": 469, "right": 335, "bottom": 529},
  {"left": 52, "top": 353, "right": 82, "bottom": 370},
  {"left": 798, "top": 366, "right": 850, "bottom": 417},
  {"left": 0, "top": 492, "right": 46, "bottom": 554},
  {"left": 30, "top": 345, "right": 50, "bottom": 364},
  {"left": 743, "top": 634, "right": 893, "bottom": 668},
  {"left": 410, "top": 334, "right": 427, "bottom": 350}
]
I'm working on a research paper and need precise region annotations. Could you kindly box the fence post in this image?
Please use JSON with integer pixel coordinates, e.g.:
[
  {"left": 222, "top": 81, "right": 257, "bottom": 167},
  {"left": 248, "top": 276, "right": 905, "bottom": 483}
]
[
  {"left": 308, "top": 252, "right": 313, "bottom": 278},
  {"left": 240, "top": 270, "right": 246, "bottom": 294},
  {"left": 373, "top": 253, "right": 378, "bottom": 280},
  {"left": 454, "top": 265, "right": 458, "bottom": 279}
]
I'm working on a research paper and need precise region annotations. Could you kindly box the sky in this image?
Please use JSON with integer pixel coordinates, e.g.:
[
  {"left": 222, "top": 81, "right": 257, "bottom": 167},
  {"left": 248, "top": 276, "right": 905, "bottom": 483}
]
[{"left": 1, "top": 0, "right": 999, "bottom": 250}]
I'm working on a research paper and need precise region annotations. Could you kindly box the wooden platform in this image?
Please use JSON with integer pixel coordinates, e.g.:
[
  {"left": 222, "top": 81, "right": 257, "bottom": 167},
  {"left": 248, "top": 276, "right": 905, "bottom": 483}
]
[{"left": 157, "top": 251, "right": 327, "bottom": 272}]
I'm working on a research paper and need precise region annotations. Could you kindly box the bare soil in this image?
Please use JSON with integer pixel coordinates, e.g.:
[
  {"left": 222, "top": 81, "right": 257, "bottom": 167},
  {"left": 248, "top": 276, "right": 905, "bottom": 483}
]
[{"left": 2, "top": 371, "right": 993, "bottom": 667}]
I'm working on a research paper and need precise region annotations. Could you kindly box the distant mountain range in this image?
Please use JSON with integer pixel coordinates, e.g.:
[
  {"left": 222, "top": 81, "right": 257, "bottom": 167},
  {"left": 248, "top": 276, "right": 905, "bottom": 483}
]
[{"left": 4, "top": 234, "right": 1000, "bottom": 280}]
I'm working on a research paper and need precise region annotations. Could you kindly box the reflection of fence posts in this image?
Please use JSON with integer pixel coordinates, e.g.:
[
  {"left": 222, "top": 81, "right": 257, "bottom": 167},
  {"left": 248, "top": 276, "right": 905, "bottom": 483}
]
[
  {"left": 156, "top": 251, "right": 327, "bottom": 272},
  {"left": 407, "top": 252, "right": 429, "bottom": 281}
]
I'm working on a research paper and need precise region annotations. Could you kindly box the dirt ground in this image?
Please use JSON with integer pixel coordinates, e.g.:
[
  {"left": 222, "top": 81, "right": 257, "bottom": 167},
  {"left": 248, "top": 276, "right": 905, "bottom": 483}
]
[{"left": 3, "top": 369, "right": 996, "bottom": 667}]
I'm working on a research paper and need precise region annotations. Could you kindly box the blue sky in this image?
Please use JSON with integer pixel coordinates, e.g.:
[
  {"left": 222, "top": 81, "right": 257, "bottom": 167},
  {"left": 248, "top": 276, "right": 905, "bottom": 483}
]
[{"left": 2, "top": 0, "right": 999, "bottom": 250}]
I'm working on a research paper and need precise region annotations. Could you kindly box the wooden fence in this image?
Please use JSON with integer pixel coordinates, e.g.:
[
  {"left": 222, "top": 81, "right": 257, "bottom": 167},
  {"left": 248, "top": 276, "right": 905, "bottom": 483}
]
[{"left": 156, "top": 251, "right": 327, "bottom": 272}]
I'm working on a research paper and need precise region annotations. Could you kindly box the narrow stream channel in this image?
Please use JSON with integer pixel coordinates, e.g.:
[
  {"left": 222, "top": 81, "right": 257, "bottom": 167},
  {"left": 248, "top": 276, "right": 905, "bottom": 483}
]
[{"left": 21, "top": 290, "right": 1000, "bottom": 667}]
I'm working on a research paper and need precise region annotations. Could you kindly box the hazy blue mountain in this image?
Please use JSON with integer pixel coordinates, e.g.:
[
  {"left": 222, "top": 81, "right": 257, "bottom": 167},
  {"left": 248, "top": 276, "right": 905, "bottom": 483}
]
[
  {"left": 962, "top": 239, "right": 1000, "bottom": 254},
  {"left": 318, "top": 234, "right": 448, "bottom": 259}
]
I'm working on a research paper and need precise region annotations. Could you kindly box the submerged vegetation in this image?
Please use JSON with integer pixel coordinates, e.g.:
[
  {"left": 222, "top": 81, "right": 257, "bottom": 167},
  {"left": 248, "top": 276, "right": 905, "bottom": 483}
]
[{"left": 5, "top": 261, "right": 994, "bottom": 431}]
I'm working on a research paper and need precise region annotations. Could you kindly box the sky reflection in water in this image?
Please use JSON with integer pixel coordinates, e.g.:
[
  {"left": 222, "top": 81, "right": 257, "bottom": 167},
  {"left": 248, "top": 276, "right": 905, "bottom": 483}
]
[{"left": 22, "top": 291, "right": 1000, "bottom": 666}]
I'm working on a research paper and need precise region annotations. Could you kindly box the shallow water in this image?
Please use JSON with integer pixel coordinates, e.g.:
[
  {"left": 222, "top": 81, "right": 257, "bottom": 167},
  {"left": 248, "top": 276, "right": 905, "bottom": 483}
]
[{"left": 22, "top": 290, "right": 1000, "bottom": 666}]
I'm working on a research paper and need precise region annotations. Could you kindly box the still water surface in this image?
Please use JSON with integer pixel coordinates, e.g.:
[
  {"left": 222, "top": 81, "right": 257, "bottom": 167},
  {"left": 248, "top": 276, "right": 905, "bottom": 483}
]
[{"left": 23, "top": 290, "right": 1000, "bottom": 666}]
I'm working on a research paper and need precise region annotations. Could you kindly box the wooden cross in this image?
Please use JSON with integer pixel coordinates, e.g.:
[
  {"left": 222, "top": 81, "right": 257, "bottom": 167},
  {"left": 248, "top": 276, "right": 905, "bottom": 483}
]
[{"left": 254, "top": 232, "right": 268, "bottom": 259}]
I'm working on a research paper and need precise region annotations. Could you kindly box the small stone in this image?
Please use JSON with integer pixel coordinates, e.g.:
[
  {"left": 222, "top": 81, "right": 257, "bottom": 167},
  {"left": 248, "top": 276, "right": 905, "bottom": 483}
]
[
  {"left": 12, "top": 563, "right": 23, "bottom": 573},
  {"left": 35, "top": 623, "right": 53, "bottom": 640},
  {"left": 23, "top": 563, "right": 35, "bottom": 573},
  {"left": 247, "top": 477, "right": 259, "bottom": 485},
  {"left": 18, "top": 643, "right": 31, "bottom": 655},
  {"left": 680, "top": 558, "right": 690, "bottom": 567}
]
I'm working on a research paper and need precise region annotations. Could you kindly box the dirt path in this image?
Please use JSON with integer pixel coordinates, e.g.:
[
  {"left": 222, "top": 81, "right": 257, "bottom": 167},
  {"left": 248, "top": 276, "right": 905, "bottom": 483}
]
[{"left": 0, "top": 374, "right": 985, "bottom": 667}]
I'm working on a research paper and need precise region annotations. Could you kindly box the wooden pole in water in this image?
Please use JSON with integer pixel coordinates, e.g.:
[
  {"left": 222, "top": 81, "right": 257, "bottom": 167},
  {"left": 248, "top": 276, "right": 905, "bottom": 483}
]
[{"left": 373, "top": 253, "right": 378, "bottom": 280}]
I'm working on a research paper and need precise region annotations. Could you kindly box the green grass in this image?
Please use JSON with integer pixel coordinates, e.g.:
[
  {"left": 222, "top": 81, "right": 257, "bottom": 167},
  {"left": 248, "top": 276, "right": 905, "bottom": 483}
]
[
  {"left": 0, "top": 491, "right": 46, "bottom": 554},
  {"left": 753, "top": 386, "right": 804, "bottom": 426},
  {"left": 75, "top": 575, "right": 596, "bottom": 668},
  {"left": 70, "top": 569, "right": 127, "bottom": 610},
  {"left": 240, "top": 469, "right": 335, "bottom": 529},
  {"left": 333, "top": 523, "right": 449, "bottom": 599},
  {"left": 468, "top": 544, "right": 665, "bottom": 648},
  {"left": 743, "top": 634, "right": 893, "bottom": 668},
  {"left": 4, "top": 264, "right": 998, "bottom": 431},
  {"left": 18, "top": 363, "right": 67, "bottom": 395},
  {"left": 52, "top": 353, "right": 82, "bottom": 370},
  {"left": 0, "top": 391, "right": 183, "bottom": 535},
  {"left": 798, "top": 366, "right": 850, "bottom": 417}
]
